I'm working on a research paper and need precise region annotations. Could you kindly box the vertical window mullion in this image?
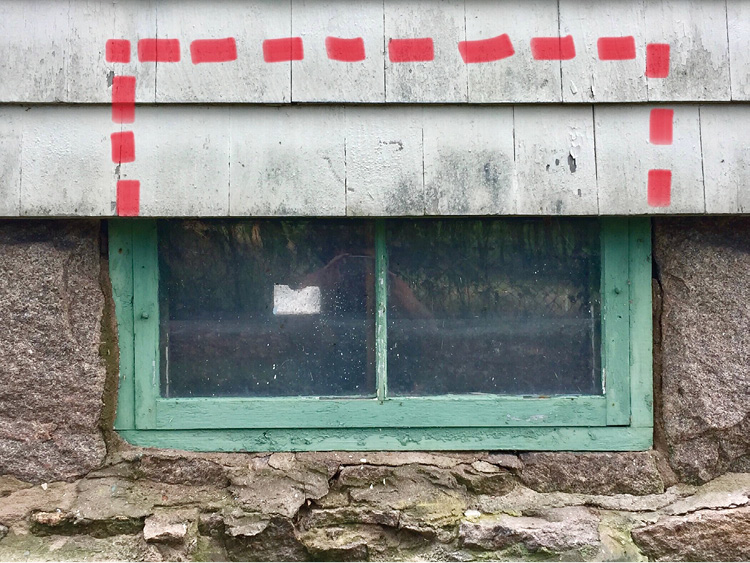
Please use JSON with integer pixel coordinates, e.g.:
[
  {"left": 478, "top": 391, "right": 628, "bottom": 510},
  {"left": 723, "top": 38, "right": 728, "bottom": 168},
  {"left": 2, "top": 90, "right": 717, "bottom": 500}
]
[{"left": 375, "top": 219, "right": 388, "bottom": 403}]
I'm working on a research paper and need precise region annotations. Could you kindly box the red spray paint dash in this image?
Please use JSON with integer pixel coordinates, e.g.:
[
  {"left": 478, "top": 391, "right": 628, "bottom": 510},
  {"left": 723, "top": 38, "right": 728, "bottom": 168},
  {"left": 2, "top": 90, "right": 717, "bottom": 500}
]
[
  {"left": 649, "top": 109, "right": 674, "bottom": 145},
  {"left": 597, "top": 36, "right": 636, "bottom": 60},
  {"left": 458, "top": 34, "right": 514, "bottom": 63},
  {"left": 263, "top": 37, "right": 304, "bottom": 62},
  {"left": 116, "top": 180, "right": 140, "bottom": 216},
  {"left": 325, "top": 36, "right": 366, "bottom": 62},
  {"left": 389, "top": 38, "right": 434, "bottom": 62},
  {"left": 648, "top": 169, "right": 672, "bottom": 207},
  {"left": 530, "top": 35, "right": 575, "bottom": 60},
  {"left": 106, "top": 39, "right": 131, "bottom": 63},
  {"left": 111, "top": 131, "right": 135, "bottom": 163},
  {"left": 191, "top": 38, "right": 237, "bottom": 63},
  {"left": 138, "top": 38, "right": 181, "bottom": 62},
  {"left": 112, "top": 76, "right": 136, "bottom": 123},
  {"left": 646, "top": 43, "right": 670, "bottom": 78}
]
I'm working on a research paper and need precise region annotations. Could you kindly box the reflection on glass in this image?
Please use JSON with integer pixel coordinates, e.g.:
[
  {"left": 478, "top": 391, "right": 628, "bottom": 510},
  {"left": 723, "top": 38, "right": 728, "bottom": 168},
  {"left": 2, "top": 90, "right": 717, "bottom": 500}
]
[
  {"left": 387, "top": 218, "right": 602, "bottom": 396},
  {"left": 158, "top": 220, "right": 375, "bottom": 398}
]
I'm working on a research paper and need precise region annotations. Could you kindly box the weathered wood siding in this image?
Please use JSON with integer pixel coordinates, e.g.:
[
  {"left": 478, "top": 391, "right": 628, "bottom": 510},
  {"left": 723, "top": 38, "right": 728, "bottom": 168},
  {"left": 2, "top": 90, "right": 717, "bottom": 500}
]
[{"left": 0, "top": 0, "right": 748, "bottom": 216}]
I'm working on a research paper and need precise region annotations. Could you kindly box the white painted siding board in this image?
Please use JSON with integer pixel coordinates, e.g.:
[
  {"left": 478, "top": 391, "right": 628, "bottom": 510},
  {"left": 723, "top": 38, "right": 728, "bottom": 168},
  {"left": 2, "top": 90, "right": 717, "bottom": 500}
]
[
  {"left": 0, "top": 0, "right": 68, "bottom": 103},
  {"left": 514, "top": 106, "right": 598, "bottom": 215},
  {"left": 19, "top": 107, "right": 114, "bottom": 216},
  {"left": 465, "top": 0, "right": 561, "bottom": 103},
  {"left": 127, "top": 106, "right": 230, "bottom": 216},
  {"left": 423, "top": 106, "right": 516, "bottom": 214},
  {"left": 700, "top": 105, "right": 750, "bottom": 213},
  {"left": 595, "top": 105, "right": 704, "bottom": 214},
  {"left": 67, "top": 0, "right": 157, "bottom": 103},
  {"left": 229, "top": 106, "right": 347, "bottom": 216},
  {"left": 384, "top": 0, "right": 467, "bottom": 102},
  {"left": 0, "top": 107, "right": 22, "bottom": 216},
  {"left": 345, "top": 106, "right": 424, "bottom": 215},
  {"left": 645, "top": 0, "right": 730, "bottom": 101},
  {"left": 559, "top": 0, "right": 647, "bottom": 102},
  {"left": 291, "top": 0, "right": 385, "bottom": 102},
  {"left": 728, "top": 0, "right": 750, "bottom": 100},
  {"left": 155, "top": 0, "right": 292, "bottom": 103}
]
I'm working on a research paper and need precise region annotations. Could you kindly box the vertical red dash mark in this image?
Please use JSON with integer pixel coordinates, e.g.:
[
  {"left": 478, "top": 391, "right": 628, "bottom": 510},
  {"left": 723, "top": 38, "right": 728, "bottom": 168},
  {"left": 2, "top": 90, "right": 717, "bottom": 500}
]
[
  {"left": 116, "top": 180, "right": 140, "bottom": 216},
  {"left": 263, "top": 37, "right": 304, "bottom": 62},
  {"left": 530, "top": 35, "right": 576, "bottom": 60},
  {"left": 111, "top": 131, "right": 135, "bottom": 163},
  {"left": 650, "top": 109, "right": 674, "bottom": 145},
  {"left": 325, "top": 36, "right": 366, "bottom": 62},
  {"left": 648, "top": 169, "right": 672, "bottom": 207},
  {"left": 458, "top": 34, "right": 514, "bottom": 63},
  {"left": 597, "top": 36, "right": 636, "bottom": 60},
  {"left": 112, "top": 76, "right": 136, "bottom": 123},
  {"left": 106, "top": 39, "right": 130, "bottom": 63},
  {"left": 138, "top": 38, "right": 181, "bottom": 62},
  {"left": 646, "top": 43, "right": 670, "bottom": 78},
  {"left": 191, "top": 38, "right": 237, "bottom": 63},
  {"left": 389, "top": 38, "right": 434, "bottom": 62}
]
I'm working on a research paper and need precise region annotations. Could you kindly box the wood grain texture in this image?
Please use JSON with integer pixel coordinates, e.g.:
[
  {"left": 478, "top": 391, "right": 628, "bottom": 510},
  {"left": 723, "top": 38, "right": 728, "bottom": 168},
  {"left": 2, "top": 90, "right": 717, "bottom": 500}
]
[
  {"left": 344, "top": 106, "right": 425, "bottom": 215},
  {"left": 119, "top": 426, "right": 653, "bottom": 451},
  {"left": 0, "top": 107, "right": 22, "bottom": 216},
  {"left": 0, "top": 0, "right": 742, "bottom": 103},
  {"left": 728, "top": 0, "right": 750, "bottom": 100},
  {"left": 384, "top": 0, "right": 467, "bottom": 102},
  {"left": 291, "top": 0, "right": 385, "bottom": 102},
  {"left": 155, "top": 0, "right": 292, "bottom": 103},
  {"left": 465, "top": 0, "right": 561, "bottom": 103},
  {"left": 560, "top": 0, "right": 647, "bottom": 102},
  {"left": 3, "top": 103, "right": 749, "bottom": 217},
  {"left": 645, "top": 0, "right": 730, "bottom": 101},
  {"left": 19, "top": 106, "right": 114, "bottom": 216},
  {"left": 700, "top": 105, "right": 750, "bottom": 213},
  {"left": 423, "top": 106, "right": 516, "bottom": 214},
  {"left": 595, "top": 104, "right": 704, "bottom": 214},
  {"left": 109, "top": 221, "right": 136, "bottom": 430},
  {"left": 127, "top": 106, "right": 231, "bottom": 216},
  {"left": 514, "top": 105, "right": 598, "bottom": 215},
  {"left": 229, "top": 106, "right": 347, "bottom": 216}
]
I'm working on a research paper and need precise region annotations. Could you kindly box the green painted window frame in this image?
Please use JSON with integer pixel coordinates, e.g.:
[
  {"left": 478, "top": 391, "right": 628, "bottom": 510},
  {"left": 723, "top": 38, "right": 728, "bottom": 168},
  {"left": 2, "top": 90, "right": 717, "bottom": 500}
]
[{"left": 109, "top": 217, "right": 653, "bottom": 452}]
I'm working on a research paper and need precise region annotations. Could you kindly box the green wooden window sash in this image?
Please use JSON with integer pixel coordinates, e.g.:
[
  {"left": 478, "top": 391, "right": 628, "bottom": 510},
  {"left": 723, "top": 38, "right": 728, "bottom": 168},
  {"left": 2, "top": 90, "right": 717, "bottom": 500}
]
[{"left": 109, "top": 218, "right": 653, "bottom": 451}]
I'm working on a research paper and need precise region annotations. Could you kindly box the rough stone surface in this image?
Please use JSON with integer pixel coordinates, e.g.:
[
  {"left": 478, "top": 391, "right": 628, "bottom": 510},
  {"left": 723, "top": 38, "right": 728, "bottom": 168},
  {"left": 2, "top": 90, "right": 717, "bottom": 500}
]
[
  {"left": 459, "top": 507, "right": 600, "bottom": 553},
  {"left": 143, "top": 515, "right": 188, "bottom": 544},
  {"left": 519, "top": 452, "right": 665, "bottom": 495},
  {"left": 632, "top": 506, "right": 750, "bottom": 561},
  {"left": 654, "top": 218, "right": 750, "bottom": 483},
  {"left": 0, "top": 220, "right": 106, "bottom": 483}
]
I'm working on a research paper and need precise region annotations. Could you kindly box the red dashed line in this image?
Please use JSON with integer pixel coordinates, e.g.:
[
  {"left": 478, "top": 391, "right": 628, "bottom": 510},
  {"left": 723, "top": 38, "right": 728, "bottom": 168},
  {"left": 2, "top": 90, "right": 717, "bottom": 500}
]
[
  {"left": 458, "top": 34, "right": 514, "bottom": 63},
  {"left": 138, "top": 38, "right": 181, "bottom": 63},
  {"left": 116, "top": 180, "right": 141, "bottom": 216},
  {"left": 111, "top": 131, "right": 135, "bottom": 163},
  {"left": 191, "top": 38, "right": 237, "bottom": 64},
  {"left": 263, "top": 37, "right": 304, "bottom": 62},
  {"left": 106, "top": 39, "right": 130, "bottom": 63},
  {"left": 326, "top": 36, "right": 366, "bottom": 62},
  {"left": 647, "top": 170, "right": 672, "bottom": 207},
  {"left": 649, "top": 109, "right": 674, "bottom": 145},
  {"left": 389, "top": 38, "right": 434, "bottom": 62},
  {"left": 597, "top": 36, "right": 636, "bottom": 60},
  {"left": 646, "top": 43, "right": 670, "bottom": 77},
  {"left": 530, "top": 35, "right": 575, "bottom": 60},
  {"left": 111, "top": 76, "right": 135, "bottom": 123}
]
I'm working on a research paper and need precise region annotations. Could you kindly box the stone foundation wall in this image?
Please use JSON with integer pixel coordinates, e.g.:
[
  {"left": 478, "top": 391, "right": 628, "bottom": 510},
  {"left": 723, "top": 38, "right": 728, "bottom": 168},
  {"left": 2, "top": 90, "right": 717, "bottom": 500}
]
[{"left": 0, "top": 218, "right": 747, "bottom": 562}]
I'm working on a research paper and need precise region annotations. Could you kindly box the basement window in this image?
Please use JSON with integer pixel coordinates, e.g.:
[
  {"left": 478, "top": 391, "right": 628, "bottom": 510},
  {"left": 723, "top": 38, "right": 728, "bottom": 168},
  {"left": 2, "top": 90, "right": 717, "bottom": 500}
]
[{"left": 109, "top": 217, "right": 653, "bottom": 451}]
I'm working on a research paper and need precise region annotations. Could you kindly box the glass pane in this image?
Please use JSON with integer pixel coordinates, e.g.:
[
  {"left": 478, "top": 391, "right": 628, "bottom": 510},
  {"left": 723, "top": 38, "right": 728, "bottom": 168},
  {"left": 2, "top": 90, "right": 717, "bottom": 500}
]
[
  {"left": 386, "top": 218, "right": 602, "bottom": 396},
  {"left": 158, "top": 219, "right": 375, "bottom": 398}
]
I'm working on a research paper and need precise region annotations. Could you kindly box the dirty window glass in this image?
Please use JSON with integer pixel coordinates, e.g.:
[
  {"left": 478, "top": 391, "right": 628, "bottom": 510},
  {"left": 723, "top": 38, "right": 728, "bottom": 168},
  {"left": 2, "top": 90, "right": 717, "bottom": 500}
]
[
  {"left": 158, "top": 220, "right": 376, "bottom": 398},
  {"left": 386, "top": 218, "right": 602, "bottom": 396}
]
